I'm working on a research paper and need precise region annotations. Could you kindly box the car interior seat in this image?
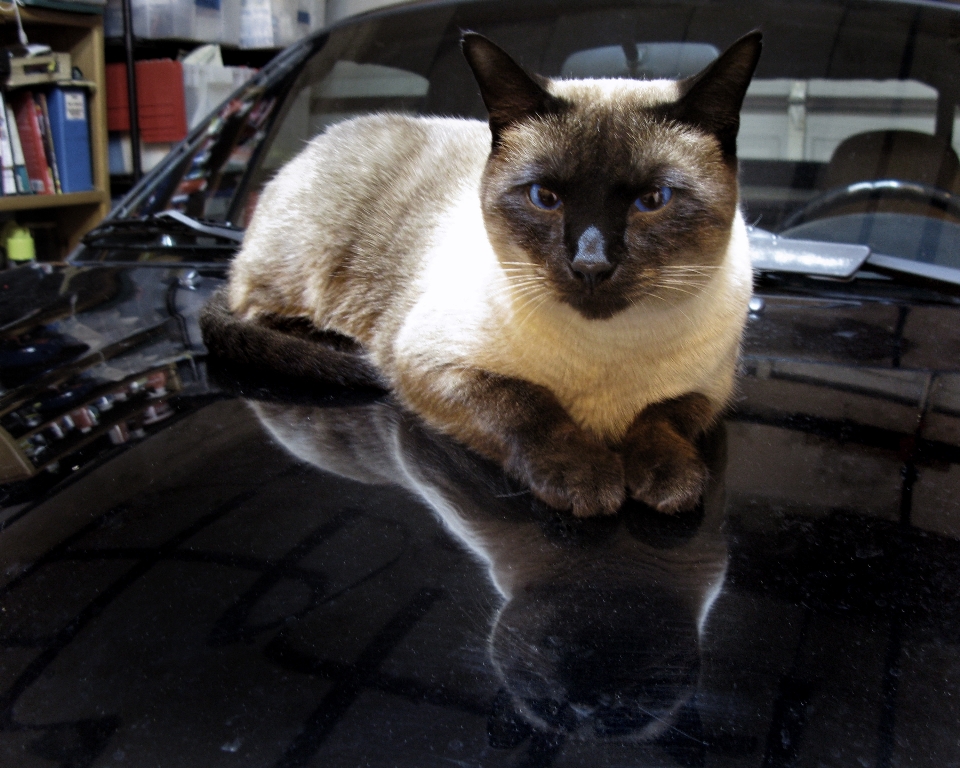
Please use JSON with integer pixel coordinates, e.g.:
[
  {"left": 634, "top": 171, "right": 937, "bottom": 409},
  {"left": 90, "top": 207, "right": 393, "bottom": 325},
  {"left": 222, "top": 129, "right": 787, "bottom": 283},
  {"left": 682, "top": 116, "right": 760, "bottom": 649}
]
[{"left": 817, "top": 129, "right": 960, "bottom": 219}]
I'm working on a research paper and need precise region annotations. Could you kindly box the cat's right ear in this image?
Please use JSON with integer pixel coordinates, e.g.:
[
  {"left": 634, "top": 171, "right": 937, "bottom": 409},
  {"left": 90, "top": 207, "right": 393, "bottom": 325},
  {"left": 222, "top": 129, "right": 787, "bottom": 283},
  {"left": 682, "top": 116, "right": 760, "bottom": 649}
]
[
  {"left": 461, "top": 32, "right": 564, "bottom": 148},
  {"left": 673, "top": 31, "right": 762, "bottom": 158}
]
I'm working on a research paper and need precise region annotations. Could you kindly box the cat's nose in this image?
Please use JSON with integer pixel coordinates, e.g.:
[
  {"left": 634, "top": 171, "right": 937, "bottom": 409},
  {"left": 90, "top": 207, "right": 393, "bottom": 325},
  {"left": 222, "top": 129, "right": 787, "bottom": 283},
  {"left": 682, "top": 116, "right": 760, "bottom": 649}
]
[
  {"left": 571, "top": 225, "right": 614, "bottom": 283},
  {"left": 571, "top": 259, "right": 614, "bottom": 283}
]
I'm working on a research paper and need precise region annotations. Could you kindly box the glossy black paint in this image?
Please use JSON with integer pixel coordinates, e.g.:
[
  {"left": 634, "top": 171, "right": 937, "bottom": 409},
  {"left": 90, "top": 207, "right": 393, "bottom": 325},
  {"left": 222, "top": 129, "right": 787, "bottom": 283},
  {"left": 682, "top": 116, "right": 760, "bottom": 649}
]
[
  {"left": 1, "top": 260, "right": 959, "bottom": 767},
  {"left": 4, "top": 0, "right": 960, "bottom": 762}
]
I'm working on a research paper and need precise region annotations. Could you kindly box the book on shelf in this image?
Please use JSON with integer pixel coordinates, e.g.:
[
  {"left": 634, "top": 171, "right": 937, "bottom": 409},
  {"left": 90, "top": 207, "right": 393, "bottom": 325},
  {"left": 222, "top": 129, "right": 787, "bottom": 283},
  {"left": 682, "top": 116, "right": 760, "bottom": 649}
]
[
  {"left": 0, "top": 94, "right": 17, "bottom": 195},
  {"left": 45, "top": 86, "right": 93, "bottom": 193},
  {"left": 3, "top": 84, "right": 94, "bottom": 197},
  {"left": 12, "top": 90, "right": 55, "bottom": 195},
  {"left": 7, "top": 104, "right": 33, "bottom": 195},
  {"left": 36, "top": 93, "right": 62, "bottom": 194}
]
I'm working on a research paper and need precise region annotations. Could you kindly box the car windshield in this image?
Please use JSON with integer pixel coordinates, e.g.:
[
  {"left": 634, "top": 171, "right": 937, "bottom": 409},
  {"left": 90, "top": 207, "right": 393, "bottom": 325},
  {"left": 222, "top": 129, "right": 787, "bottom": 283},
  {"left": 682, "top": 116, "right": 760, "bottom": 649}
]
[{"left": 106, "top": 0, "right": 960, "bottom": 273}]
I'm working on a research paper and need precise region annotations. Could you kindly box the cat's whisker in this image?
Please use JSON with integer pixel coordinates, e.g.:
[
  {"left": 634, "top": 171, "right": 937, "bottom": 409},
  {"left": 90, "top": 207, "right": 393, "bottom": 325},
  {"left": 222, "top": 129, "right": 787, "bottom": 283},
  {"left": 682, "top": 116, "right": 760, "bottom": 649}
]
[
  {"left": 515, "top": 294, "right": 551, "bottom": 333},
  {"left": 654, "top": 284, "right": 708, "bottom": 294},
  {"left": 635, "top": 289, "right": 695, "bottom": 324},
  {"left": 498, "top": 267, "right": 542, "bottom": 279},
  {"left": 657, "top": 270, "right": 719, "bottom": 279},
  {"left": 497, "top": 282, "right": 550, "bottom": 303},
  {"left": 633, "top": 291, "right": 669, "bottom": 308},
  {"left": 511, "top": 285, "right": 549, "bottom": 313},
  {"left": 656, "top": 277, "right": 710, "bottom": 285},
  {"left": 493, "top": 272, "right": 537, "bottom": 286},
  {"left": 496, "top": 282, "right": 547, "bottom": 303},
  {"left": 656, "top": 284, "right": 708, "bottom": 295},
  {"left": 659, "top": 278, "right": 712, "bottom": 285},
  {"left": 499, "top": 275, "right": 543, "bottom": 296},
  {"left": 657, "top": 284, "right": 704, "bottom": 300},
  {"left": 511, "top": 287, "right": 551, "bottom": 331},
  {"left": 503, "top": 275, "right": 543, "bottom": 285},
  {"left": 656, "top": 273, "right": 714, "bottom": 282},
  {"left": 505, "top": 291, "right": 545, "bottom": 311},
  {"left": 500, "top": 275, "right": 544, "bottom": 286},
  {"left": 500, "top": 273, "right": 542, "bottom": 285}
]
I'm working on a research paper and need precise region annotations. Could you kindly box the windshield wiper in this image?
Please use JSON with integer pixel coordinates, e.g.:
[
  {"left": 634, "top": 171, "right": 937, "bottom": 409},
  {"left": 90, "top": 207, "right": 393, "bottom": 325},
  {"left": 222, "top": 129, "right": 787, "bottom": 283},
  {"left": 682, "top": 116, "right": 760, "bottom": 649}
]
[
  {"left": 749, "top": 226, "right": 960, "bottom": 295},
  {"left": 82, "top": 210, "right": 245, "bottom": 250},
  {"left": 861, "top": 252, "right": 960, "bottom": 293},
  {"left": 748, "top": 227, "right": 870, "bottom": 279}
]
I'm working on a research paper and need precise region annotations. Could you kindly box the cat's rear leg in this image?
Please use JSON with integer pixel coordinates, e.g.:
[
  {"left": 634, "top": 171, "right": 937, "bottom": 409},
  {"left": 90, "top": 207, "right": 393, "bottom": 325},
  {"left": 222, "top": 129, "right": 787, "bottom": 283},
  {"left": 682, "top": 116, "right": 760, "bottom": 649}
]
[
  {"left": 199, "top": 287, "right": 386, "bottom": 388},
  {"left": 620, "top": 393, "right": 716, "bottom": 514},
  {"left": 396, "top": 366, "right": 625, "bottom": 517}
]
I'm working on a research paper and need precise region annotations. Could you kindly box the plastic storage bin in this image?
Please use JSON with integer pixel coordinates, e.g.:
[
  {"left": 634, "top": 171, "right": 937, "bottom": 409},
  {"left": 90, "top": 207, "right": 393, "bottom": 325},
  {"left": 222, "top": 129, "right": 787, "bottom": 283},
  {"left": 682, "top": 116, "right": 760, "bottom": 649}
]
[
  {"left": 193, "top": 0, "right": 242, "bottom": 46},
  {"left": 240, "top": 0, "right": 319, "bottom": 48},
  {"left": 105, "top": 0, "right": 242, "bottom": 44},
  {"left": 133, "top": 0, "right": 194, "bottom": 39}
]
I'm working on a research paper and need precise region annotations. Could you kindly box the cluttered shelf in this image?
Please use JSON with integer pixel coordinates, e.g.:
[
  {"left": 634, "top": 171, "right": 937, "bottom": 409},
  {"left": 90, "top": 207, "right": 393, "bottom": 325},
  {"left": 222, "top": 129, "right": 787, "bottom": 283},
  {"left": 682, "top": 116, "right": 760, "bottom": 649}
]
[
  {"left": 0, "top": 188, "right": 106, "bottom": 211},
  {"left": 100, "top": 0, "right": 302, "bottom": 193},
  {"left": 0, "top": 4, "right": 108, "bottom": 265}
]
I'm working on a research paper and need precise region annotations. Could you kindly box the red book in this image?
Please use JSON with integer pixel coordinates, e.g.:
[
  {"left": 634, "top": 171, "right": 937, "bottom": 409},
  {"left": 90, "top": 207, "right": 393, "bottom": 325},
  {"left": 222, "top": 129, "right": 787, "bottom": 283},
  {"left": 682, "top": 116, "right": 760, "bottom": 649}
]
[
  {"left": 12, "top": 91, "right": 54, "bottom": 194},
  {"left": 36, "top": 93, "right": 61, "bottom": 194}
]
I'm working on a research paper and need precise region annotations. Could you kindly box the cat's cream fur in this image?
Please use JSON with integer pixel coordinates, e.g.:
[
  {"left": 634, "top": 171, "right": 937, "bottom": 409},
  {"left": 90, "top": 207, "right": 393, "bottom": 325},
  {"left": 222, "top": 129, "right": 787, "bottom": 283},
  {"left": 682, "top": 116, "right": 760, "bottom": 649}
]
[
  {"left": 229, "top": 111, "right": 750, "bottom": 442},
  {"left": 210, "top": 32, "right": 762, "bottom": 517}
]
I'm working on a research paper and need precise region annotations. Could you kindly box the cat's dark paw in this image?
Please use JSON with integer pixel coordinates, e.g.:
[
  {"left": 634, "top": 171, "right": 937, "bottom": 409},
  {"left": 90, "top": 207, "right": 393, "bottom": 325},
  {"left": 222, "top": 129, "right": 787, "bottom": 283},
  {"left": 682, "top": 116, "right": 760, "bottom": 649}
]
[
  {"left": 509, "top": 438, "right": 625, "bottom": 517},
  {"left": 620, "top": 394, "right": 716, "bottom": 514},
  {"left": 623, "top": 437, "right": 707, "bottom": 514}
]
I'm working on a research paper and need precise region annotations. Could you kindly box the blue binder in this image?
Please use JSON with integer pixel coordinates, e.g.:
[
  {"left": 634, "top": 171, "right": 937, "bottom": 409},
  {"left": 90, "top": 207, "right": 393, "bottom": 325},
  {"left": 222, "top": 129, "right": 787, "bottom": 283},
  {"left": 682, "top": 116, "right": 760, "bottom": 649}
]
[{"left": 45, "top": 86, "right": 93, "bottom": 193}]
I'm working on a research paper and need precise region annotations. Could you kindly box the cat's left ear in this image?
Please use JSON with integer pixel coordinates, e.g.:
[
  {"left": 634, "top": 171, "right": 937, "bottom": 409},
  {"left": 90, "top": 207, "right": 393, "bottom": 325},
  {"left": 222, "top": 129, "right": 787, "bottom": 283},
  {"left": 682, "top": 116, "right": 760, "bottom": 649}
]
[
  {"left": 674, "top": 30, "right": 762, "bottom": 157},
  {"left": 461, "top": 32, "right": 564, "bottom": 148}
]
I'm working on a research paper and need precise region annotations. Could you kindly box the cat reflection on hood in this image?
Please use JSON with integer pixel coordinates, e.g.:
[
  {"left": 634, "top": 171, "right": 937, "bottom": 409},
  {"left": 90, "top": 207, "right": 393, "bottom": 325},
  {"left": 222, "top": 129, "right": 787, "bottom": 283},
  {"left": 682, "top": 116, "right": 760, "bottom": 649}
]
[{"left": 250, "top": 396, "right": 728, "bottom": 741}]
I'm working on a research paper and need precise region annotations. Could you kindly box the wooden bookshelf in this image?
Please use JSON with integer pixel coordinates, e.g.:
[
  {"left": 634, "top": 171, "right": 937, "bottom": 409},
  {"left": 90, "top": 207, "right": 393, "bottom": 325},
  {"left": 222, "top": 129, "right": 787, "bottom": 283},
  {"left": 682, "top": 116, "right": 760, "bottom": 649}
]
[{"left": 0, "top": 6, "right": 109, "bottom": 258}]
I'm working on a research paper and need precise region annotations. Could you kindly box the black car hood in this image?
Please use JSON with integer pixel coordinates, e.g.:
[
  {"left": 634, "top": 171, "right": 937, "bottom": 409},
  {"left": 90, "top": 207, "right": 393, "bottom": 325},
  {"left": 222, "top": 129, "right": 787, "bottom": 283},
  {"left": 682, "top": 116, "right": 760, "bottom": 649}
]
[{"left": 1, "top": 262, "right": 960, "bottom": 767}]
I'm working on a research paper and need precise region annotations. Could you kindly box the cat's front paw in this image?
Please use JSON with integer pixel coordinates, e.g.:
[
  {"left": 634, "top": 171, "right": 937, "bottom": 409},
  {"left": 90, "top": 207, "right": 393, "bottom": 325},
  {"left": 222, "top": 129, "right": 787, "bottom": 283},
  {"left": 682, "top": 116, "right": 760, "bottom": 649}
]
[
  {"left": 509, "top": 437, "right": 625, "bottom": 517},
  {"left": 623, "top": 437, "right": 707, "bottom": 514}
]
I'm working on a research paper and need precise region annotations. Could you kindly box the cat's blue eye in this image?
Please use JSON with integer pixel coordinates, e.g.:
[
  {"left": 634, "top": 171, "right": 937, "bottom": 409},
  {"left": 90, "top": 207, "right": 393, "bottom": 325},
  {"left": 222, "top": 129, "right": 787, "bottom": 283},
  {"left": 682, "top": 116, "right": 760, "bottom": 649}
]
[
  {"left": 529, "top": 184, "right": 562, "bottom": 211},
  {"left": 634, "top": 186, "right": 673, "bottom": 213}
]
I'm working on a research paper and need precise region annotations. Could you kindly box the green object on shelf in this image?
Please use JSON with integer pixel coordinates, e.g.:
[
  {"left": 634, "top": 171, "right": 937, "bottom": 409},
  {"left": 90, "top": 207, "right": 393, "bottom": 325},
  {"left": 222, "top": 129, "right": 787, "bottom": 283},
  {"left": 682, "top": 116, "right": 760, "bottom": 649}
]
[{"left": 6, "top": 225, "right": 36, "bottom": 263}]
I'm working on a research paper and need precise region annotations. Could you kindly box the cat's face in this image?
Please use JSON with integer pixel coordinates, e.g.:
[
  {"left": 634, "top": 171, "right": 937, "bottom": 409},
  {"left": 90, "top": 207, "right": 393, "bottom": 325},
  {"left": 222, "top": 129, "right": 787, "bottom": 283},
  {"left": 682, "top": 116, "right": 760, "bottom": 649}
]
[{"left": 463, "top": 33, "right": 761, "bottom": 320}]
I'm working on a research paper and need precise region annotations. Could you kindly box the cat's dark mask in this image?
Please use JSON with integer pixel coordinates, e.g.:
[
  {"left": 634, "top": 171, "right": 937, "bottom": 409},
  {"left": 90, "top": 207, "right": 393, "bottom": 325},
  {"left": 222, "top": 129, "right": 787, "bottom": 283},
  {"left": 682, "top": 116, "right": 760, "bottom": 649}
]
[{"left": 461, "top": 32, "right": 762, "bottom": 320}]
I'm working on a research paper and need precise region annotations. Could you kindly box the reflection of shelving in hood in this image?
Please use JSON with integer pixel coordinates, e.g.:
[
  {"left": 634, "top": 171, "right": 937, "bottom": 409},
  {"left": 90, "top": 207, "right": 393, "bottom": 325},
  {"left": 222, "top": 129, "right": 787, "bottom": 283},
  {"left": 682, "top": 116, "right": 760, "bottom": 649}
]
[{"left": 250, "top": 397, "right": 729, "bottom": 741}]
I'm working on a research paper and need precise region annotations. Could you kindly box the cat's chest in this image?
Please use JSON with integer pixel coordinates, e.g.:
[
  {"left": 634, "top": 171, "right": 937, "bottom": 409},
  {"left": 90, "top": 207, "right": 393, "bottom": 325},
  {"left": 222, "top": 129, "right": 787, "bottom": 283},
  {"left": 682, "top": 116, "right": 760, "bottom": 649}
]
[
  {"left": 477, "top": 307, "right": 722, "bottom": 434},
  {"left": 397, "top": 277, "right": 742, "bottom": 439}
]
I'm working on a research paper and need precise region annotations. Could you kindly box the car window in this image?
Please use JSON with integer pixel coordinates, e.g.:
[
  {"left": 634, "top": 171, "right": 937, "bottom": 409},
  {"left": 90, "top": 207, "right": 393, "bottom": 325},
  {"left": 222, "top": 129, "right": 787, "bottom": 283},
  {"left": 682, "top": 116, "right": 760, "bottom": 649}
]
[
  {"left": 741, "top": 79, "right": 941, "bottom": 163},
  {"left": 107, "top": 0, "right": 960, "bottom": 273},
  {"left": 251, "top": 62, "right": 430, "bottom": 201},
  {"left": 265, "top": 61, "right": 429, "bottom": 168}
]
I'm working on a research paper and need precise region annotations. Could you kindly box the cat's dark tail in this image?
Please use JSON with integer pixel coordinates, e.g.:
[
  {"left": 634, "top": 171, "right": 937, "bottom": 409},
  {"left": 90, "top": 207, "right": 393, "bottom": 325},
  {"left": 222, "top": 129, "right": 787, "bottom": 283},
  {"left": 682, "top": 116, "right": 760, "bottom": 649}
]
[{"left": 199, "top": 287, "right": 388, "bottom": 390}]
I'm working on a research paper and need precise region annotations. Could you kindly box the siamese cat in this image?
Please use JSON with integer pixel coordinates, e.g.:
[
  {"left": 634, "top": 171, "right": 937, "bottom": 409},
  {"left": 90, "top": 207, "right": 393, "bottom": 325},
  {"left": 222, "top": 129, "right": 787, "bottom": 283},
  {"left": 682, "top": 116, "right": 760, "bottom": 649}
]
[
  {"left": 247, "top": 395, "right": 729, "bottom": 741},
  {"left": 201, "top": 32, "right": 761, "bottom": 517}
]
